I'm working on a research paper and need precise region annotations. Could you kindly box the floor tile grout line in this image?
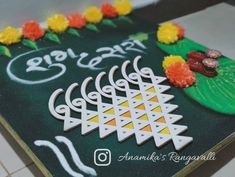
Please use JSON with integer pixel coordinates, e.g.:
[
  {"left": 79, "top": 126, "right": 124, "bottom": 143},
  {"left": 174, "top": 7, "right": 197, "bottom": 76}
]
[
  {"left": 0, "top": 127, "right": 39, "bottom": 176},
  {"left": 9, "top": 162, "right": 34, "bottom": 175},
  {"left": 0, "top": 161, "right": 10, "bottom": 176}
]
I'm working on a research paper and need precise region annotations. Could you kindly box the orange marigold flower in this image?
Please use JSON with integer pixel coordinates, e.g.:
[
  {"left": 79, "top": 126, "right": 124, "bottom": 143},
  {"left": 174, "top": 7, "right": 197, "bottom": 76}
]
[
  {"left": 166, "top": 62, "right": 196, "bottom": 88},
  {"left": 22, "top": 21, "right": 44, "bottom": 41},
  {"left": 173, "top": 23, "right": 185, "bottom": 39},
  {"left": 67, "top": 13, "right": 86, "bottom": 29},
  {"left": 101, "top": 3, "right": 118, "bottom": 18}
]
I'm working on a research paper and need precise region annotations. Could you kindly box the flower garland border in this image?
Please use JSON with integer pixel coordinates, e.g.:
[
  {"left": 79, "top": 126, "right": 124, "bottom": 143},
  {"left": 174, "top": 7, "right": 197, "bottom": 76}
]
[{"left": 0, "top": 0, "right": 133, "bottom": 57}]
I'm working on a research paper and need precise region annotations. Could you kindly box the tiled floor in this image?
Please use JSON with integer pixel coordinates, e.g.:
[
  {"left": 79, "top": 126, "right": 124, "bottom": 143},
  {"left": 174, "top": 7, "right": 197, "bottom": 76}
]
[{"left": 0, "top": 125, "right": 44, "bottom": 177}]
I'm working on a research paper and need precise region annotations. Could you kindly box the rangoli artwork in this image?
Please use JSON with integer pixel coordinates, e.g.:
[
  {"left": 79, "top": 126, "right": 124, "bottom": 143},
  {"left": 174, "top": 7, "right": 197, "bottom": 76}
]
[{"left": 49, "top": 56, "right": 193, "bottom": 151}]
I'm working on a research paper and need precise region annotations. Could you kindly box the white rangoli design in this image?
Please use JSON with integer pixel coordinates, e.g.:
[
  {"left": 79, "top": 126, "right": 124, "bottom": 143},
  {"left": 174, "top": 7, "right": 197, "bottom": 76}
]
[
  {"left": 34, "top": 136, "right": 97, "bottom": 177},
  {"left": 49, "top": 56, "right": 193, "bottom": 151}
]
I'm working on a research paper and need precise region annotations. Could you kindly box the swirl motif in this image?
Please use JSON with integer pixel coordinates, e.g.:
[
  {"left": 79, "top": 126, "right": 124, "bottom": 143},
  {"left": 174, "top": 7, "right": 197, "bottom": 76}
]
[
  {"left": 133, "top": 56, "right": 154, "bottom": 79},
  {"left": 108, "top": 65, "right": 130, "bottom": 91},
  {"left": 81, "top": 77, "right": 101, "bottom": 105},
  {"left": 49, "top": 88, "right": 71, "bottom": 121},
  {"left": 95, "top": 72, "right": 116, "bottom": 98},
  {"left": 121, "top": 60, "right": 138, "bottom": 84},
  {"left": 65, "top": 83, "right": 86, "bottom": 113}
]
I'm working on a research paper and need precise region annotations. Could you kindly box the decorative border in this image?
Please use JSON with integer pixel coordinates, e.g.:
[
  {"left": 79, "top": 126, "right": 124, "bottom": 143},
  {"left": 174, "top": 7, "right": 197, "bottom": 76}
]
[{"left": 0, "top": 0, "right": 133, "bottom": 57}]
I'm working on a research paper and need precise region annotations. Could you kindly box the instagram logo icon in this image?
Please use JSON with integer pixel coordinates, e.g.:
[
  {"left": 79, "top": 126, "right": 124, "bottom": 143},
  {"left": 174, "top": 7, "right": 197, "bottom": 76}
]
[{"left": 94, "top": 149, "right": 111, "bottom": 166}]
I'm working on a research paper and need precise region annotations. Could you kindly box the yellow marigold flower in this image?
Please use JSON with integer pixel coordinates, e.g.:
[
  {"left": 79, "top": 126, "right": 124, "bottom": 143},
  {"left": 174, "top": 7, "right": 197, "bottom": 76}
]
[
  {"left": 159, "top": 22, "right": 177, "bottom": 31},
  {"left": 157, "top": 22, "right": 179, "bottom": 44},
  {"left": 114, "top": 0, "right": 133, "bottom": 15},
  {"left": 157, "top": 29, "right": 178, "bottom": 44},
  {"left": 162, "top": 55, "right": 185, "bottom": 70},
  {"left": 0, "top": 27, "right": 22, "bottom": 45},
  {"left": 84, "top": 6, "right": 103, "bottom": 24},
  {"left": 47, "top": 14, "right": 68, "bottom": 33}
]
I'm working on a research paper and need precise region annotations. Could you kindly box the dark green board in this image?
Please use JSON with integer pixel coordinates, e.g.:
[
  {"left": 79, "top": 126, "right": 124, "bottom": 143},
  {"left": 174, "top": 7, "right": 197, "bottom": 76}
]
[{"left": 0, "top": 15, "right": 235, "bottom": 177}]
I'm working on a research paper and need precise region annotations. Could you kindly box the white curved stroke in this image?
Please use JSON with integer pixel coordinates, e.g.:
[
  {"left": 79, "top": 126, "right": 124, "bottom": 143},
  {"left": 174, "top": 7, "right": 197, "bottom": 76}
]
[
  {"left": 48, "top": 88, "right": 68, "bottom": 121},
  {"left": 133, "top": 56, "right": 154, "bottom": 79},
  {"left": 6, "top": 49, "right": 66, "bottom": 85},
  {"left": 80, "top": 77, "right": 99, "bottom": 105},
  {"left": 121, "top": 60, "right": 138, "bottom": 85},
  {"left": 56, "top": 136, "right": 97, "bottom": 176},
  {"left": 108, "top": 63, "right": 134, "bottom": 92},
  {"left": 34, "top": 140, "right": 84, "bottom": 177},
  {"left": 65, "top": 83, "right": 81, "bottom": 112},
  {"left": 108, "top": 65, "right": 125, "bottom": 91},
  {"left": 48, "top": 88, "right": 64, "bottom": 120},
  {"left": 95, "top": 72, "right": 112, "bottom": 98},
  {"left": 133, "top": 56, "right": 147, "bottom": 77}
]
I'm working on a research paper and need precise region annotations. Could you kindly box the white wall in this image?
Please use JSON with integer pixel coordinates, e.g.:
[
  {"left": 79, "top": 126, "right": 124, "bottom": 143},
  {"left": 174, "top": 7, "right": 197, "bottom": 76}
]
[{"left": 0, "top": 0, "right": 157, "bottom": 28}]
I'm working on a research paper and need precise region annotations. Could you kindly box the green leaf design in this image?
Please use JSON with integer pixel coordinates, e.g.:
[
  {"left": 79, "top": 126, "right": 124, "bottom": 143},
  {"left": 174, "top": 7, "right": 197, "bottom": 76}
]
[
  {"left": 0, "top": 45, "right": 11, "bottom": 58},
  {"left": 118, "top": 16, "right": 134, "bottom": 24},
  {"left": 86, "top": 24, "right": 100, "bottom": 32},
  {"left": 129, "top": 32, "right": 149, "bottom": 42},
  {"left": 68, "top": 28, "right": 81, "bottom": 37},
  {"left": 22, "top": 39, "right": 38, "bottom": 50},
  {"left": 45, "top": 32, "right": 61, "bottom": 44},
  {"left": 102, "top": 19, "right": 117, "bottom": 28}
]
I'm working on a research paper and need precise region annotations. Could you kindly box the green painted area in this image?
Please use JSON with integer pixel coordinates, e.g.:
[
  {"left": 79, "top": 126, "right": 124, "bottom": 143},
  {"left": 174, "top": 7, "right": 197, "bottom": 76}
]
[
  {"left": 129, "top": 32, "right": 149, "bottom": 42},
  {"left": 157, "top": 38, "right": 235, "bottom": 114}
]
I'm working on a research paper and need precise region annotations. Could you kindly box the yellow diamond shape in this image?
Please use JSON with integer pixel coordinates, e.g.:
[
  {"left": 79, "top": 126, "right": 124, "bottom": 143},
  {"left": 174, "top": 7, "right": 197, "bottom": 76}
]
[
  {"left": 119, "top": 101, "right": 129, "bottom": 107},
  {"left": 138, "top": 114, "right": 148, "bottom": 121},
  {"left": 88, "top": 115, "right": 99, "bottom": 123},
  {"left": 146, "top": 87, "right": 156, "bottom": 93},
  {"left": 152, "top": 106, "right": 162, "bottom": 112},
  {"left": 123, "top": 122, "right": 134, "bottom": 129},
  {"left": 133, "top": 94, "right": 143, "bottom": 100},
  {"left": 160, "top": 127, "right": 170, "bottom": 134},
  {"left": 104, "top": 108, "right": 115, "bottom": 115}
]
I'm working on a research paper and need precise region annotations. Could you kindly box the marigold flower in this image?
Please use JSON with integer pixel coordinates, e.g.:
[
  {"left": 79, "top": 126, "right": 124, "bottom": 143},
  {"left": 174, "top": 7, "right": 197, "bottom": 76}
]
[
  {"left": 23, "top": 21, "right": 44, "bottom": 41},
  {"left": 157, "top": 22, "right": 179, "bottom": 44},
  {"left": 162, "top": 55, "right": 185, "bottom": 70},
  {"left": 159, "top": 22, "right": 177, "bottom": 31},
  {"left": 0, "top": 26, "right": 22, "bottom": 45},
  {"left": 101, "top": 3, "right": 118, "bottom": 18},
  {"left": 47, "top": 14, "right": 68, "bottom": 33},
  {"left": 114, "top": 0, "right": 133, "bottom": 16},
  {"left": 173, "top": 23, "right": 185, "bottom": 39},
  {"left": 84, "top": 7, "right": 103, "bottom": 24},
  {"left": 67, "top": 13, "right": 86, "bottom": 29},
  {"left": 166, "top": 62, "right": 196, "bottom": 88}
]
